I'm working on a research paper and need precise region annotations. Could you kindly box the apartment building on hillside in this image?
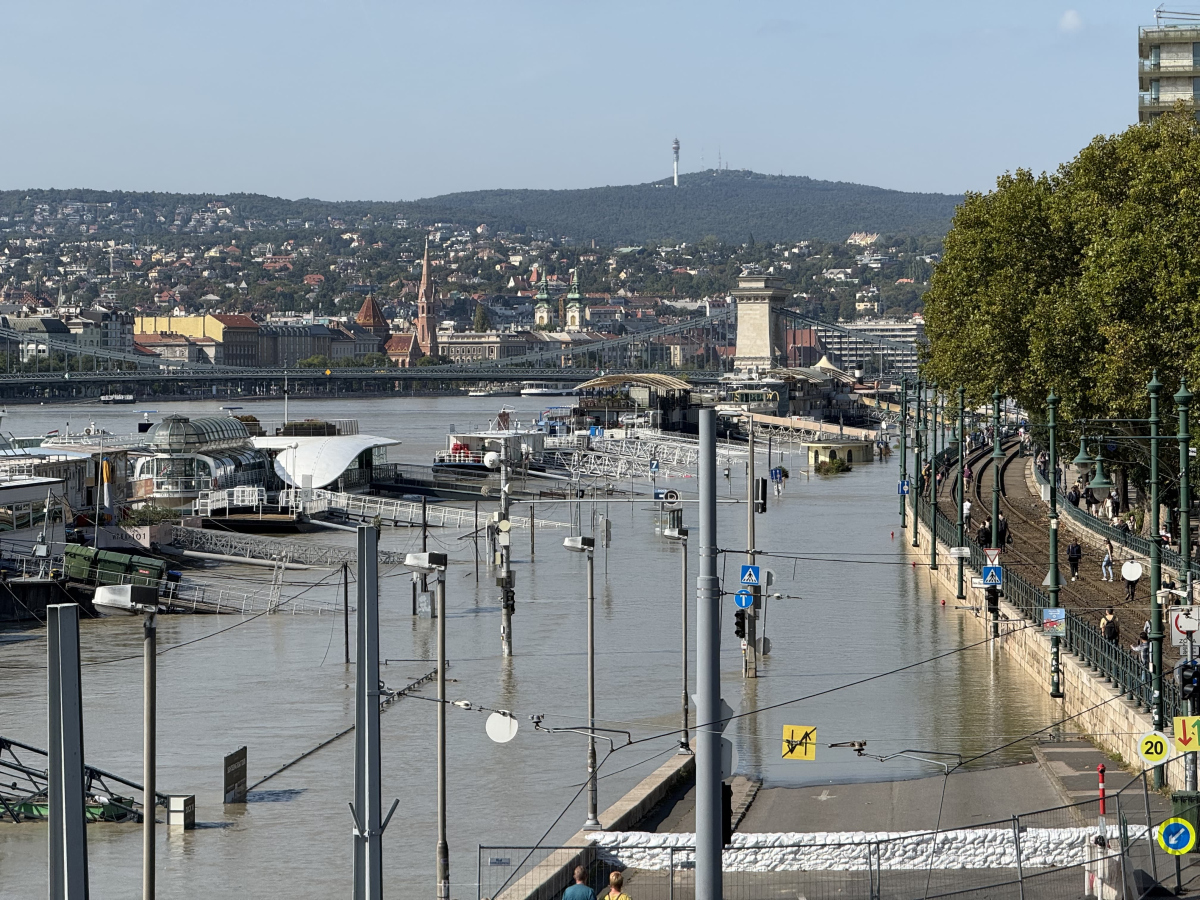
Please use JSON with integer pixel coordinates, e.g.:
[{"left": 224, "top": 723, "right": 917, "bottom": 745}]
[{"left": 1139, "top": 13, "right": 1200, "bottom": 122}]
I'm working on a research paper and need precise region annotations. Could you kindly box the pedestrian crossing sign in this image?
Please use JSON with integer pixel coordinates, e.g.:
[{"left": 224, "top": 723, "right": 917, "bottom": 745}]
[
  {"left": 782, "top": 725, "right": 817, "bottom": 760},
  {"left": 982, "top": 565, "right": 1003, "bottom": 586},
  {"left": 740, "top": 565, "right": 761, "bottom": 586}
]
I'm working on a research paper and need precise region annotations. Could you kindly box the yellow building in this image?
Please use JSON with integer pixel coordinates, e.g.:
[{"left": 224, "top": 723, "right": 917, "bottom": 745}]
[{"left": 135, "top": 314, "right": 260, "bottom": 367}]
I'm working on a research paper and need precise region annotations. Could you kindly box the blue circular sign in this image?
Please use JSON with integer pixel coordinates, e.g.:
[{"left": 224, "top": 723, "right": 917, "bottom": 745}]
[
  {"left": 735, "top": 590, "right": 754, "bottom": 609},
  {"left": 1159, "top": 818, "right": 1197, "bottom": 855}
]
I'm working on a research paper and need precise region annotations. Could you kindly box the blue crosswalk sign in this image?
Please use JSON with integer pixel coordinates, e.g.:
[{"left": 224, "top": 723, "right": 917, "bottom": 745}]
[
  {"left": 740, "top": 565, "right": 761, "bottom": 586},
  {"left": 898, "top": 480, "right": 910, "bottom": 495},
  {"left": 735, "top": 589, "right": 754, "bottom": 609},
  {"left": 982, "top": 565, "right": 1003, "bottom": 586}
]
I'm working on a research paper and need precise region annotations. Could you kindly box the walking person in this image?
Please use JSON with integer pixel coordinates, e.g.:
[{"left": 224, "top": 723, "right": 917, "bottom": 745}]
[
  {"left": 1122, "top": 559, "right": 1142, "bottom": 603},
  {"left": 997, "top": 513, "right": 1010, "bottom": 551},
  {"left": 1067, "top": 539, "right": 1082, "bottom": 581},
  {"left": 1099, "top": 607, "right": 1120, "bottom": 644},
  {"left": 1101, "top": 538, "right": 1114, "bottom": 582},
  {"left": 563, "top": 867, "right": 596, "bottom": 900},
  {"left": 964, "top": 464, "right": 973, "bottom": 489},
  {"left": 605, "top": 872, "right": 631, "bottom": 900},
  {"left": 962, "top": 498, "right": 972, "bottom": 531},
  {"left": 1085, "top": 487, "right": 1098, "bottom": 517}
]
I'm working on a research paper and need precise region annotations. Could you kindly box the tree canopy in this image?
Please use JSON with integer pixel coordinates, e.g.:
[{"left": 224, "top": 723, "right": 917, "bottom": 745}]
[{"left": 923, "top": 110, "right": 1200, "bottom": 423}]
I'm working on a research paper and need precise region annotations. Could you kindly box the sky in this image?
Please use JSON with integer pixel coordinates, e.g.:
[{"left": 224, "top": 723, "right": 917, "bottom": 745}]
[{"left": 0, "top": 1, "right": 1160, "bottom": 200}]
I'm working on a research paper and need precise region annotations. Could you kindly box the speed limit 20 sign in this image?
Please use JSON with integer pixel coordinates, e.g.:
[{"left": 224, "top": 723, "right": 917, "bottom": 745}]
[{"left": 1139, "top": 730, "right": 1171, "bottom": 766}]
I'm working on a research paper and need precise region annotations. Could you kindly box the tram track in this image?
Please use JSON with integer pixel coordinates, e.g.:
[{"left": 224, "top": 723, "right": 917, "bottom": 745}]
[{"left": 931, "top": 438, "right": 1167, "bottom": 657}]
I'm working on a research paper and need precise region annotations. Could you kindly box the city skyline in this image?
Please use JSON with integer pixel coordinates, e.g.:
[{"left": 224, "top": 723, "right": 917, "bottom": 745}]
[{"left": 1, "top": 1, "right": 1144, "bottom": 202}]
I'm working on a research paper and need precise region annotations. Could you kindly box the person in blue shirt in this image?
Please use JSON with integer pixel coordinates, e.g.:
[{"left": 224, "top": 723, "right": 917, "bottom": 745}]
[{"left": 563, "top": 866, "right": 596, "bottom": 900}]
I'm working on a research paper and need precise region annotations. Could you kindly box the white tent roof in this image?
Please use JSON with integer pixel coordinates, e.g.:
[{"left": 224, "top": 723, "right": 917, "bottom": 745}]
[{"left": 253, "top": 434, "right": 400, "bottom": 489}]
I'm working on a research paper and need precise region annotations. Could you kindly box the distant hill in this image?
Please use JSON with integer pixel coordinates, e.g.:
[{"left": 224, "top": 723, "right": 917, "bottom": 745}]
[
  {"left": 0, "top": 171, "right": 961, "bottom": 244},
  {"left": 412, "top": 170, "right": 962, "bottom": 244}
]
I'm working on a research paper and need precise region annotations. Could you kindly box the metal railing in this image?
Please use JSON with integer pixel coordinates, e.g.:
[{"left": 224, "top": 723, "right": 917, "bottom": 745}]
[{"left": 915, "top": 466, "right": 1183, "bottom": 722}]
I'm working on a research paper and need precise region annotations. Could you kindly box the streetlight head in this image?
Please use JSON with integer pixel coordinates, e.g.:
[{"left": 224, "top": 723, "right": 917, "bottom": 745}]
[
  {"left": 405, "top": 551, "right": 448, "bottom": 571},
  {"left": 1089, "top": 455, "right": 1114, "bottom": 492},
  {"left": 1071, "top": 438, "right": 1093, "bottom": 468},
  {"left": 563, "top": 535, "right": 595, "bottom": 553}
]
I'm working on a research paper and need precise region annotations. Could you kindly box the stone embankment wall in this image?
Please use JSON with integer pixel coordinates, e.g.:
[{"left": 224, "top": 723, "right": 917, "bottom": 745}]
[
  {"left": 909, "top": 504, "right": 1184, "bottom": 788},
  {"left": 593, "top": 828, "right": 1137, "bottom": 871}
]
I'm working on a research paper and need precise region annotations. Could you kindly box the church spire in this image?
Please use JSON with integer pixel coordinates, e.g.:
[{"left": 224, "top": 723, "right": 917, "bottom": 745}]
[
  {"left": 566, "top": 267, "right": 581, "bottom": 301},
  {"left": 418, "top": 238, "right": 434, "bottom": 302}
]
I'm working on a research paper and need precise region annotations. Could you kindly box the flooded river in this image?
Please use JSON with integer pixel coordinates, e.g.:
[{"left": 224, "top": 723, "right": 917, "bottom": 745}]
[{"left": 0, "top": 396, "right": 1059, "bottom": 898}]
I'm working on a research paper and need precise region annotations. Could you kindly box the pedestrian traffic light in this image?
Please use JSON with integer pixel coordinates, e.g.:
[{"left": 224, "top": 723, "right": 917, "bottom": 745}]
[
  {"left": 733, "top": 609, "right": 746, "bottom": 639},
  {"left": 1182, "top": 661, "right": 1200, "bottom": 701}
]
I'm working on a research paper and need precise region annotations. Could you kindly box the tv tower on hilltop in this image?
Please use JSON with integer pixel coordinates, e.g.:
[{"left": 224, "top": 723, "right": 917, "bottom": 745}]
[{"left": 672, "top": 137, "right": 680, "bottom": 187}]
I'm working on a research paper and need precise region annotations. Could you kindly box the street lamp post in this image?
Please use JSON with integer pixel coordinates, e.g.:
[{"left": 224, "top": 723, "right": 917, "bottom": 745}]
[
  {"left": 956, "top": 386, "right": 966, "bottom": 600},
  {"left": 405, "top": 550, "right": 450, "bottom": 900},
  {"left": 913, "top": 382, "right": 924, "bottom": 548},
  {"left": 666, "top": 526, "right": 691, "bottom": 753},
  {"left": 1047, "top": 391, "right": 1063, "bottom": 699},
  {"left": 900, "top": 378, "right": 908, "bottom": 530},
  {"left": 143, "top": 606, "right": 156, "bottom": 900},
  {"left": 992, "top": 388, "right": 1002, "bottom": 550},
  {"left": 564, "top": 534, "right": 600, "bottom": 828},
  {"left": 1149, "top": 373, "right": 1165, "bottom": 788},
  {"left": 1178, "top": 379, "right": 1196, "bottom": 792},
  {"left": 930, "top": 386, "right": 939, "bottom": 570}
]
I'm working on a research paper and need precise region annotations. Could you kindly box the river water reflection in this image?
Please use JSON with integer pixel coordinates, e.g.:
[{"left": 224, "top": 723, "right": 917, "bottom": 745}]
[{"left": 0, "top": 396, "right": 1059, "bottom": 898}]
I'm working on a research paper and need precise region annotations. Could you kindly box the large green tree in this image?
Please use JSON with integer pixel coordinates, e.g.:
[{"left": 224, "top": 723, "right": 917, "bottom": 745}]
[{"left": 923, "top": 109, "right": 1200, "bottom": 423}]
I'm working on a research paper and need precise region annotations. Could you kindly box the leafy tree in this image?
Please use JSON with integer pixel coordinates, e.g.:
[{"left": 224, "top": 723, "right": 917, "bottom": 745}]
[{"left": 922, "top": 110, "right": 1200, "bottom": 424}]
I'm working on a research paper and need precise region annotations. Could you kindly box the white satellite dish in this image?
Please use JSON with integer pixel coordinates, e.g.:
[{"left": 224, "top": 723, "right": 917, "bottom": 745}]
[{"left": 485, "top": 711, "right": 519, "bottom": 743}]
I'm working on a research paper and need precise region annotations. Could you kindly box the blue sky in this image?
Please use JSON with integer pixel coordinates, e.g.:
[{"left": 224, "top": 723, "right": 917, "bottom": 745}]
[{"left": 0, "top": 1, "right": 1149, "bottom": 200}]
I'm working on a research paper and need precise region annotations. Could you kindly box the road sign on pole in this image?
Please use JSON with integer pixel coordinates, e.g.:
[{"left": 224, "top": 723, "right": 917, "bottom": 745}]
[
  {"left": 650, "top": 459, "right": 660, "bottom": 475},
  {"left": 1159, "top": 817, "right": 1197, "bottom": 855},
  {"left": 1138, "top": 730, "right": 1170, "bottom": 766},
  {"left": 897, "top": 481, "right": 910, "bottom": 496},
  {"left": 970, "top": 576, "right": 986, "bottom": 589},
  {"left": 734, "top": 589, "right": 754, "bottom": 609},
  {"left": 982, "top": 565, "right": 1003, "bottom": 586},
  {"left": 1170, "top": 606, "right": 1200, "bottom": 646},
  {"left": 740, "top": 565, "right": 761, "bottom": 586},
  {"left": 948, "top": 547, "right": 971, "bottom": 559},
  {"left": 984, "top": 548, "right": 1001, "bottom": 567}
]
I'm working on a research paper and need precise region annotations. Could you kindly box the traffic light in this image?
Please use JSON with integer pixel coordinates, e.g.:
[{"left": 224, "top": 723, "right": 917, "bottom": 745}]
[
  {"left": 733, "top": 609, "right": 746, "bottom": 639},
  {"left": 1182, "top": 661, "right": 1200, "bottom": 701},
  {"left": 754, "top": 477, "right": 767, "bottom": 513}
]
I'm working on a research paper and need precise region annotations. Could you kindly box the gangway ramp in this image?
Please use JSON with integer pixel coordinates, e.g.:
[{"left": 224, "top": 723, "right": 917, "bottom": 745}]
[{"left": 281, "top": 489, "right": 571, "bottom": 530}]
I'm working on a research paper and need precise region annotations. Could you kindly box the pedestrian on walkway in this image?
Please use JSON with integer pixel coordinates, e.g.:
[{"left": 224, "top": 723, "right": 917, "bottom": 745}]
[
  {"left": 1123, "top": 560, "right": 1141, "bottom": 602},
  {"left": 1101, "top": 538, "right": 1114, "bottom": 582},
  {"left": 1085, "top": 487, "right": 1098, "bottom": 517},
  {"left": 997, "top": 513, "right": 1010, "bottom": 551},
  {"left": 564, "top": 867, "right": 596, "bottom": 900},
  {"left": 606, "top": 872, "right": 631, "bottom": 900},
  {"left": 976, "top": 520, "right": 991, "bottom": 547},
  {"left": 1102, "top": 494, "right": 1114, "bottom": 520},
  {"left": 1067, "top": 540, "right": 1082, "bottom": 581},
  {"left": 964, "top": 464, "right": 973, "bottom": 489},
  {"left": 1100, "top": 607, "right": 1120, "bottom": 644},
  {"left": 1066, "top": 486, "right": 1080, "bottom": 508},
  {"left": 962, "top": 498, "right": 972, "bottom": 530}
]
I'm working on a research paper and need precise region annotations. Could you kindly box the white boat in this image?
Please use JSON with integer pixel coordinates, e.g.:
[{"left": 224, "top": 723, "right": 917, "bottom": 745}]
[
  {"left": 92, "top": 584, "right": 158, "bottom": 616},
  {"left": 100, "top": 394, "right": 136, "bottom": 404},
  {"left": 520, "top": 381, "right": 579, "bottom": 397}
]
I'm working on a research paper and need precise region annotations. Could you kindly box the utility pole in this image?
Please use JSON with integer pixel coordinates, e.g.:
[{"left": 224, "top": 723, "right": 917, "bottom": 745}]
[
  {"left": 1149, "top": 373, "right": 1165, "bottom": 788},
  {"left": 435, "top": 562, "right": 449, "bottom": 900},
  {"left": 1178, "top": 379, "right": 1195, "bottom": 792},
  {"left": 695, "top": 409, "right": 721, "bottom": 900},
  {"left": 585, "top": 543, "right": 599, "bottom": 828},
  {"left": 956, "top": 387, "right": 965, "bottom": 599},
  {"left": 351, "top": 525, "right": 396, "bottom": 900},
  {"left": 899, "top": 378, "right": 908, "bottom": 531},
  {"left": 1046, "top": 391, "right": 1063, "bottom": 699},
  {"left": 47, "top": 604, "right": 89, "bottom": 900},
  {"left": 499, "top": 439, "right": 514, "bottom": 657},
  {"left": 991, "top": 388, "right": 1002, "bottom": 550},
  {"left": 680, "top": 527, "right": 689, "bottom": 752},
  {"left": 143, "top": 606, "right": 157, "bottom": 900},
  {"left": 745, "top": 418, "right": 757, "bottom": 678}
]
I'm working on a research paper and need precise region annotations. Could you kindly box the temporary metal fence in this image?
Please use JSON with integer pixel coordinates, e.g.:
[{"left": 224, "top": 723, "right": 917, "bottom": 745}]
[
  {"left": 914, "top": 450, "right": 1184, "bottom": 724},
  {"left": 479, "top": 772, "right": 1172, "bottom": 900}
]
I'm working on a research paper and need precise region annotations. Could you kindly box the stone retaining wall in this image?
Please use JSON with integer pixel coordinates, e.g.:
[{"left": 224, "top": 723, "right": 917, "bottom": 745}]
[{"left": 908, "top": 510, "right": 1185, "bottom": 788}]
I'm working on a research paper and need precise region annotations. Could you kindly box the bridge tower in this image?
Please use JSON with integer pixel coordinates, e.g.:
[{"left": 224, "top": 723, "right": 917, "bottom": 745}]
[{"left": 731, "top": 273, "right": 788, "bottom": 372}]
